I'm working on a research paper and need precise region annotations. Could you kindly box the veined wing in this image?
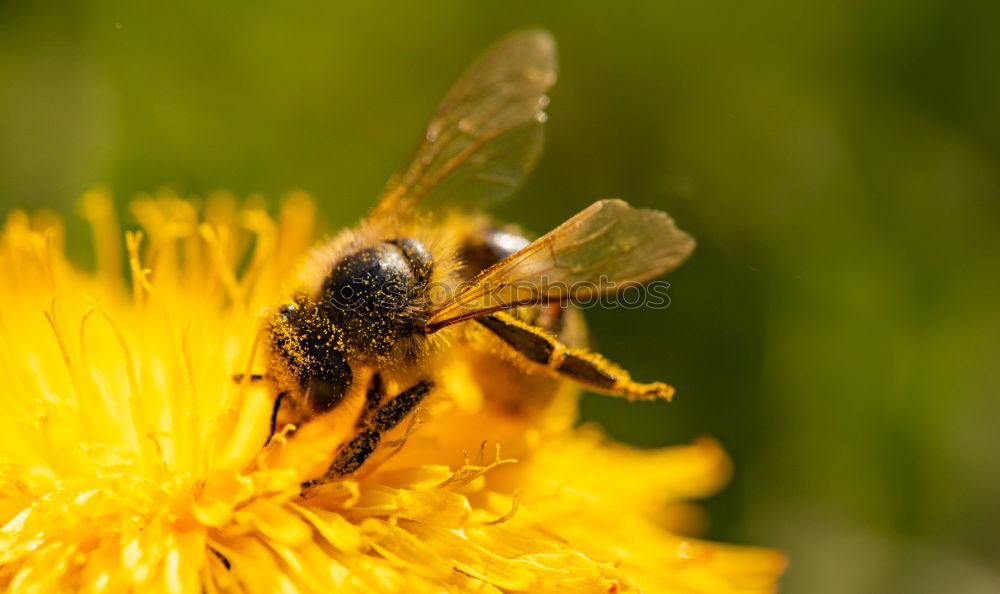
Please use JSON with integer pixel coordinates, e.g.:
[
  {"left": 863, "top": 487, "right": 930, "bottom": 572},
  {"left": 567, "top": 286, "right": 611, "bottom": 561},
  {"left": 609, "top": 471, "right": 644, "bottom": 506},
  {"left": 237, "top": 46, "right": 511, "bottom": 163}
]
[
  {"left": 370, "top": 29, "right": 557, "bottom": 218},
  {"left": 425, "top": 199, "right": 696, "bottom": 332}
]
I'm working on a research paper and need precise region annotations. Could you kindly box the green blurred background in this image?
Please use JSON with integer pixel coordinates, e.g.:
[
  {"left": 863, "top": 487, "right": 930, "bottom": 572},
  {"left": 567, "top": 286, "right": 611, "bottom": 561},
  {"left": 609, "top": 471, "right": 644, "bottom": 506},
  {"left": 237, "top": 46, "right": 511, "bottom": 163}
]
[{"left": 3, "top": 1, "right": 999, "bottom": 591}]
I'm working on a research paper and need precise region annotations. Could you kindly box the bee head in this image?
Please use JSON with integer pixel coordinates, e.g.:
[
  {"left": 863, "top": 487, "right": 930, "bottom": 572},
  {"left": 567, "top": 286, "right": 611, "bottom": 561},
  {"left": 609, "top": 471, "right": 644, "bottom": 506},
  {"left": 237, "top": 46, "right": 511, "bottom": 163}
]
[{"left": 319, "top": 238, "right": 434, "bottom": 361}]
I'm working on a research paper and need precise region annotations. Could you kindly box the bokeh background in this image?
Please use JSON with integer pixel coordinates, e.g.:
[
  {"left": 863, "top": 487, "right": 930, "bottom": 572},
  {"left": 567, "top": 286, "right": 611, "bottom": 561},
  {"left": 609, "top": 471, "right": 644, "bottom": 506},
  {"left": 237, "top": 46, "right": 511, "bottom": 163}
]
[{"left": 3, "top": 2, "right": 999, "bottom": 592}]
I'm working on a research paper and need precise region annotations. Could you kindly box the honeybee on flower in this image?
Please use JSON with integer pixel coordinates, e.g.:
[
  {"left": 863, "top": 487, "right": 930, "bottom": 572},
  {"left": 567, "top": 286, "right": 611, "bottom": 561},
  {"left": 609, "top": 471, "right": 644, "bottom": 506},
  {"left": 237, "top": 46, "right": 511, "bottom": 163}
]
[
  {"left": 0, "top": 29, "right": 785, "bottom": 594},
  {"left": 253, "top": 30, "right": 696, "bottom": 489}
]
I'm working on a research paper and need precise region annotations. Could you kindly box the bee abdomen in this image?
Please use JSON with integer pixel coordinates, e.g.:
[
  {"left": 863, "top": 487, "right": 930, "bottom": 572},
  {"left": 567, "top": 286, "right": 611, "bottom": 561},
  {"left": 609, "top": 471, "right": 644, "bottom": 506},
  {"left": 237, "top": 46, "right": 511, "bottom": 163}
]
[{"left": 459, "top": 229, "right": 530, "bottom": 277}]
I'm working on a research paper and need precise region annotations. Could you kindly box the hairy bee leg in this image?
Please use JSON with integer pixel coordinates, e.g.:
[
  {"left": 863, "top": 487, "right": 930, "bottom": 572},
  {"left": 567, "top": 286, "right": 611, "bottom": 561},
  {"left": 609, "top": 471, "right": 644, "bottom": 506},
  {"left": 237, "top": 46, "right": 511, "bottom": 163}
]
[
  {"left": 329, "top": 380, "right": 431, "bottom": 475},
  {"left": 263, "top": 391, "right": 288, "bottom": 447},
  {"left": 355, "top": 372, "right": 384, "bottom": 429},
  {"left": 303, "top": 380, "right": 432, "bottom": 489},
  {"left": 368, "top": 380, "right": 432, "bottom": 434},
  {"left": 476, "top": 313, "right": 674, "bottom": 401}
]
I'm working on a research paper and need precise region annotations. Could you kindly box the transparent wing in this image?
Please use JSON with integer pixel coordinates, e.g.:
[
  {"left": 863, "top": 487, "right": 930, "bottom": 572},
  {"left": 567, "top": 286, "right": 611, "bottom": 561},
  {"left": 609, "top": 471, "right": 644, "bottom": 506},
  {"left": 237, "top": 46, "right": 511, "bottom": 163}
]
[
  {"left": 370, "top": 29, "right": 557, "bottom": 218},
  {"left": 425, "top": 199, "right": 696, "bottom": 332}
]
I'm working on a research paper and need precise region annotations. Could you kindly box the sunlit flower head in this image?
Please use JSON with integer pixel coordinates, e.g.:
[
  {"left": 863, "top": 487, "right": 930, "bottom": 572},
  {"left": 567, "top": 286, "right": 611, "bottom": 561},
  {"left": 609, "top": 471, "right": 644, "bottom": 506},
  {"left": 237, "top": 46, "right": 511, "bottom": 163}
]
[{"left": 0, "top": 190, "right": 785, "bottom": 593}]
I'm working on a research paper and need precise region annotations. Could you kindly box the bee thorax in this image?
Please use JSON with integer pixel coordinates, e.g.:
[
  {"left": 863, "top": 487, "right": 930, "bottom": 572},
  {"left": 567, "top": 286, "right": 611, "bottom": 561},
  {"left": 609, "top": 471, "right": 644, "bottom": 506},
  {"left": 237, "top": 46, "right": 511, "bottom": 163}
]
[{"left": 318, "top": 239, "right": 434, "bottom": 361}]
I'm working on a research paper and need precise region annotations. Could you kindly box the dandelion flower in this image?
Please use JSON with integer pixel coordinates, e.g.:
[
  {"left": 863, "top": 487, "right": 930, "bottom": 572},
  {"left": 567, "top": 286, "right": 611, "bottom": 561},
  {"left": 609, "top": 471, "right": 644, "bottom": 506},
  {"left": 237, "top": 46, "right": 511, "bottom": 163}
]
[{"left": 0, "top": 190, "right": 785, "bottom": 593}]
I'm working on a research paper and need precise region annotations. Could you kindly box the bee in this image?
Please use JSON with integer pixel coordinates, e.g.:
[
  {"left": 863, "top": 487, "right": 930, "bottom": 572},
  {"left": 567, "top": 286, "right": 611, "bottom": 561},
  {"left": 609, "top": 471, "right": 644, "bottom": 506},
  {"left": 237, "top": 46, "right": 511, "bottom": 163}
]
[{"left": 252, "top": 29, "right": 695, "bottom": 488}]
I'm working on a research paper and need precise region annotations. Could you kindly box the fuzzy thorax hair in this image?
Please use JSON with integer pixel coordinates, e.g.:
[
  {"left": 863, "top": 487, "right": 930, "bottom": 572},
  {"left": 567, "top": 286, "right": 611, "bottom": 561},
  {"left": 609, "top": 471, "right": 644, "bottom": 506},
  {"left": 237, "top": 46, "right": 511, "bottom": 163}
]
[{"left": 290, "top": 213, "right": 464, "bottom": 367}]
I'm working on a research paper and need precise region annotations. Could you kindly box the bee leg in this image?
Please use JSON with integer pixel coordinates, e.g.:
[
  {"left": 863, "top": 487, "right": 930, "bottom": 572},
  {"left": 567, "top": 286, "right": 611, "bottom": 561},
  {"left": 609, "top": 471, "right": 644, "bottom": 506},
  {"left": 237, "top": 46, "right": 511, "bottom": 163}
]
[
  {"left": 355, "top": 372, "right": 384, "bottom": 429},
  {"left": 367, "top": 380, "right": 432, "bottom": 437},
  {"left": 232, "top": 372, "right": 286, "bottom": 447},
  {"left": 263, "top": 391, "right": 288, "bottom": 447},
  {"left": 302, "top": 380, "right": 432, "bottom": 489},
  {"left": 477, "top": 313, "right": 674, "bottom": 401}
]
